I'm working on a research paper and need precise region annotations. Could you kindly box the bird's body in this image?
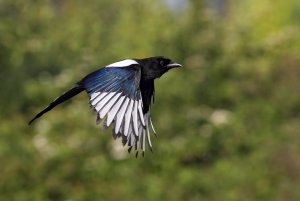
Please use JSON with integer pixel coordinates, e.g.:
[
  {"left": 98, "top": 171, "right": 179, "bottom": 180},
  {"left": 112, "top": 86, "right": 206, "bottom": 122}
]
[{"left": 29, "top": 56, "right": 182, "bottom": 155}]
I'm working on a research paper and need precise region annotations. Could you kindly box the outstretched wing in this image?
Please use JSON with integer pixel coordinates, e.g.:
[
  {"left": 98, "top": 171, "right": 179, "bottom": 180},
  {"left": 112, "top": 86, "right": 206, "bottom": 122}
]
[{"left": 81, "top": 63, "right": 155, "bottom": 155}]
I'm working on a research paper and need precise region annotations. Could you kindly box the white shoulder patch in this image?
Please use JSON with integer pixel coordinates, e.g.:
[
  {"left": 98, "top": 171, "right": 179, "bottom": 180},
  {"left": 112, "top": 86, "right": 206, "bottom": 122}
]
[{"left": 106, "top": 59, "right": 138, "bottom": 68}]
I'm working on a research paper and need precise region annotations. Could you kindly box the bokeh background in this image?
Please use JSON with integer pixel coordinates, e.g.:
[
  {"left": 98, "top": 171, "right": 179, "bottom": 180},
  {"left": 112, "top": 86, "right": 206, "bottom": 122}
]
[{"left": 1, "top": 0, "right": 300, "bottom": 200}]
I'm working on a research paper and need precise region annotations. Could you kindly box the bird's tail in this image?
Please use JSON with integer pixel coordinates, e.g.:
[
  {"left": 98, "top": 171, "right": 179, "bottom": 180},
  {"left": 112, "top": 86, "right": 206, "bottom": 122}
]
[{"left": 28, "top": 85, "right": 84, "bottom": 125}]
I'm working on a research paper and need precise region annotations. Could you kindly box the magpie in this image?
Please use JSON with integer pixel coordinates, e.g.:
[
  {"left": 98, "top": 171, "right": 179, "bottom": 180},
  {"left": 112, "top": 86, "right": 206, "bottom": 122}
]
[{"left": 29, "top": 56, "right": 182, "bottom": 155}]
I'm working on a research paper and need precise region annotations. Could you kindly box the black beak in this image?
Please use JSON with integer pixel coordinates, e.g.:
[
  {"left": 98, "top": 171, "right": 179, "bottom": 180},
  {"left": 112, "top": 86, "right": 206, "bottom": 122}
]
[{"left": 166, "top": 62, "right": 182, "bottom": 68}]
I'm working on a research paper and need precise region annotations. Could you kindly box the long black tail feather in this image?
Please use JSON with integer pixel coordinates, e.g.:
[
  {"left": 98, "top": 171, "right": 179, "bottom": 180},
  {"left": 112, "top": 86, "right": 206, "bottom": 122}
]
[{"left": 28, "top": 85, "right": 84, "bottom": 125}]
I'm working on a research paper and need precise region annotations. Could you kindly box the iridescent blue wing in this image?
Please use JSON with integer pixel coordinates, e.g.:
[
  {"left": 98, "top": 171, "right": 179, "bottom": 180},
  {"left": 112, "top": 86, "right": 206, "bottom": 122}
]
[{"left": 81, "top": 63, "right": 154, "bottom": 154}]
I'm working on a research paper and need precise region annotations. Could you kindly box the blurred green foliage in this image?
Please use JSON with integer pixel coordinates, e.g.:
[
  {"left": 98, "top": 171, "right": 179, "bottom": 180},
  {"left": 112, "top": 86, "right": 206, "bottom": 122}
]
[{"left": 1, "top": 0, "right": 300, "bottom": 200}]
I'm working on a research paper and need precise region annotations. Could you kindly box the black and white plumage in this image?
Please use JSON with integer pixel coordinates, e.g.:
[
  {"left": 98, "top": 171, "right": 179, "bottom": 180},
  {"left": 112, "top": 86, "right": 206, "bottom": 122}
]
[{"left": 29, "top": 56, "right": 182, "bottom": 155}]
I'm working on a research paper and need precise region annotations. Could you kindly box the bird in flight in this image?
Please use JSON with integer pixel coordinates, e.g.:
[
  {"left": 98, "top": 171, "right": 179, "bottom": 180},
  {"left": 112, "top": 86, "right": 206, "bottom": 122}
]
[{"left": 29, "top": 56, "right": 182, "bottom": 156}]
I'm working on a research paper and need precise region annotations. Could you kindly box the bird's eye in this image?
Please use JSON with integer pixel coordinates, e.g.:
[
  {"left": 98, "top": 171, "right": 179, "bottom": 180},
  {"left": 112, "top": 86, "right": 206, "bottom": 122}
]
[{"left": 159, "top": 60, "right": 165, "bottom": 66}]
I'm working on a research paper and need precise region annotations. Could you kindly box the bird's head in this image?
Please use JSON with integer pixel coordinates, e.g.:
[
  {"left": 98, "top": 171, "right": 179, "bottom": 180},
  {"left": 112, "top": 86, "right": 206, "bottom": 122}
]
[{"left": 137, "top": 56, "right": 182, "bottom": 80}]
